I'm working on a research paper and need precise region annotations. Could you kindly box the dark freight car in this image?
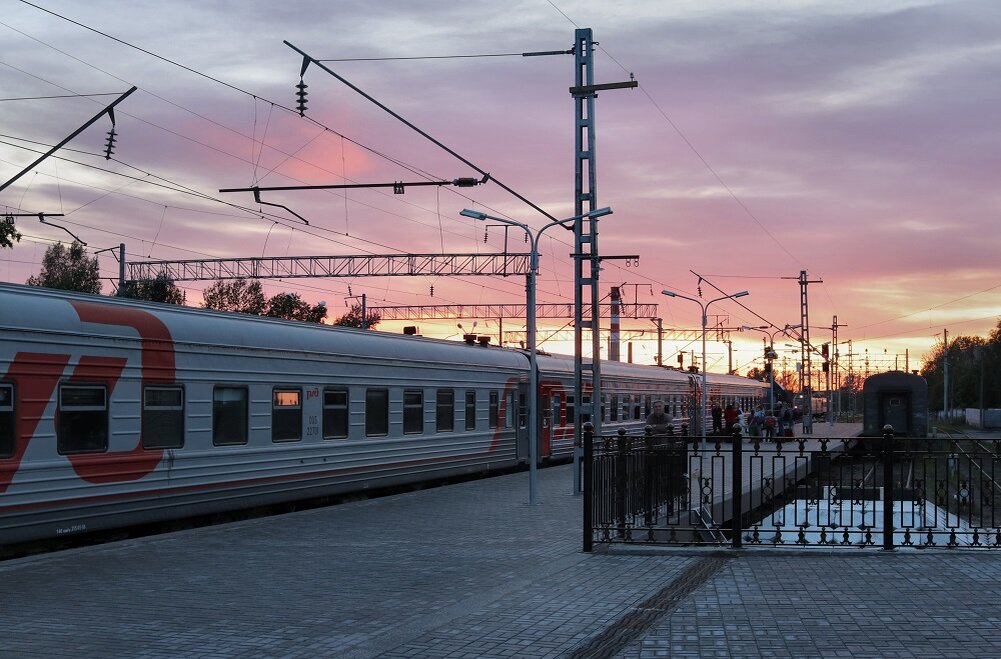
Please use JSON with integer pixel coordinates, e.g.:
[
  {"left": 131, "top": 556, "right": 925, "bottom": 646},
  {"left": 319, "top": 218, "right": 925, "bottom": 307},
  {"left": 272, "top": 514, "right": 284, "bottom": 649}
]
[{"left": 862, "top": 371, "right": 928, "bottom": 437}]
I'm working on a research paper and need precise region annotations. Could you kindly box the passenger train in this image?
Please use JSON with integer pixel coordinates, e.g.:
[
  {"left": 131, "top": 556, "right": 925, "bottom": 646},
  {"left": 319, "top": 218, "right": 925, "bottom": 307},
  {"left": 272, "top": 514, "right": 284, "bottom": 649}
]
[{"left": 0, "top": 284, "right": 767, "bottom": 545}]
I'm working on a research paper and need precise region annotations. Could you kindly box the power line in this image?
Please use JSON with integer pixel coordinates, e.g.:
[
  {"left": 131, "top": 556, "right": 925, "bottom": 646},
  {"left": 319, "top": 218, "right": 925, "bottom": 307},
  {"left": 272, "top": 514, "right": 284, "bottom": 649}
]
[
  {"left": 544, "top": 0, "right": 806, "bottom": 271},
  {"left": 0, "top": 92, "right": 121, "bottom": 101},
  {"left": 8, "top": 4, "right": 647, "bottom": 308},
  {"left": 0, "top": 19, "right": 555, "bottom": 293},
  {"left": 317, "top": 53, "right": 525, "bottom": 62}
]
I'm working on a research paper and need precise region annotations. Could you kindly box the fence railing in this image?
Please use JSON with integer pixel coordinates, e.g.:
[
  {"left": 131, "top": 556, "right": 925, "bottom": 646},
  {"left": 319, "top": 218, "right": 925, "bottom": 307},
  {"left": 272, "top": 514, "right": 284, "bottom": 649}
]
[{"left": 583, "top": 423, "right": 1001, "bottom": 551}]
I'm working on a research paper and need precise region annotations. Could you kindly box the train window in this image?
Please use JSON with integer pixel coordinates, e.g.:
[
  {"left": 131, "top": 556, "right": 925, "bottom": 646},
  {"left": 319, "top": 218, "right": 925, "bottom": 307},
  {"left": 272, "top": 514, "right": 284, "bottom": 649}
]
[
  {"left": 504, "top": 391, "right": 515, "bottom": 429},
  {"left": 566, "top": 395, "right": 575, "bottom": 428},
  {"left": 272, "top": 388, "right": 302, "bottom": 442},
  {"left": 366, "top": 389, "right": 389, "bottom": 437},
  {"left": 0, "top": 383, "right": 13, "bottom": 458},
  {"left": 323, "top": 389, "right": 349, "bottom": 439},
  {"left": 633, "top": 399, "right": 641, "bottom": 420},
  {"left": 213, "top": 386, "right": 248, "bottom": 446},
  {"left": 436, "top": 389, "right": 455, "bottom": 432},
  {"left": 58, "top": 385, "right": 108, "bottom": 454},
  {"left": 404, "top": 389, "right": 423, "bottom": 434},
  {"left": 610, "top": 395, "right": 618, "bottom": 421},
  {"left": 465, "top": 390, "right": 476, "bottom": 431},
  {"left": 552, "top": 394, "right": 562, "bottom": 426},
  {"left": 644, "top": 396, "right": 651, "bottom": 417},
  {"left": 489, "top": 391, "right": 499, "bottom": 429},
  {"left": 142, "top": 385, "right": 184, "bottom": 449},
  {"left": 581, "top": 395, "right": 591, "bottom": 424}
]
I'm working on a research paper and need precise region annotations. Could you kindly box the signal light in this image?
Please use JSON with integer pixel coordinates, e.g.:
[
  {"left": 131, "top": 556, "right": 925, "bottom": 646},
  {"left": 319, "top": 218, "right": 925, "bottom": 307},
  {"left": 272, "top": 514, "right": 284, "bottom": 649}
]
[
  {"left": 677, "top": 353, "right": 683, "bottom": 366},
  {"left": 104, "top": 128, "right": 117, "bottom": 160},
  {"left": 822, "top": 362, "right": 829, "bottom": 373},
  {"left": 822, "top": 343, "right": 829, "bottom": 357},
  {"left": 296, "top": 79, "right": 308, "bottom": 116}
]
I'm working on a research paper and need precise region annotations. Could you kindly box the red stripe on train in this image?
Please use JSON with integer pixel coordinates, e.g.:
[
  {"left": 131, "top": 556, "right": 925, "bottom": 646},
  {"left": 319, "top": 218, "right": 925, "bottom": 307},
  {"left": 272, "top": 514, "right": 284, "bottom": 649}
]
[{"left": 0, "top": 353, "right": 70, "bottom": 494}]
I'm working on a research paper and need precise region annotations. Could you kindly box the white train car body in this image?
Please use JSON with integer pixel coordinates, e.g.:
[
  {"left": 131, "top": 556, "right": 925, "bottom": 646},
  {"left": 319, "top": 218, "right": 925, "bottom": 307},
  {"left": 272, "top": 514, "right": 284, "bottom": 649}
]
[{"left": 0, "top": 285, "right": 528, "bottom": 544}]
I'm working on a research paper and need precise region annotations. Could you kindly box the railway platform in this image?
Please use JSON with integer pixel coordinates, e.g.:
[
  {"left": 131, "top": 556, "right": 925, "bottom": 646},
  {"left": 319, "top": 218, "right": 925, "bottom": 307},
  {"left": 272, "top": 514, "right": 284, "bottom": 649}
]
[{"left": 4, "top": 421, "right": 1001, "bottom": 658}]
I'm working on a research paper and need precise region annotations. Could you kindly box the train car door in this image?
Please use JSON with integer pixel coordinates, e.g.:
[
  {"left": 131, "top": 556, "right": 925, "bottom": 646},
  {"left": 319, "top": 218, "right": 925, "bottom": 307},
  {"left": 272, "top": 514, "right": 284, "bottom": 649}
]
[
  {"left": 882, "top": 394, "right": 909, "bottom": 435},
  {"left": 516, "top": 383, "right": 529, "bottom": 461}
]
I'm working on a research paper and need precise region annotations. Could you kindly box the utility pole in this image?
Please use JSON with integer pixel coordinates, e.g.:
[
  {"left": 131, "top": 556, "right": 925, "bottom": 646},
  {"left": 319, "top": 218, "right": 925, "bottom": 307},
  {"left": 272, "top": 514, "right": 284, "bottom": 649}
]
[
  {"left": 943, "top": 329, "right": 949, "bottom": 419},
  {"left": 829, "top": 315, "right": 846, "bottom": 423},
  {"left": 569, "top": 27, "right": 637, "bottom": 494},
  {"left": 346, "top": 293, "right": 368, "bottom": 329},
  {"left": 653, "top": 318, "right": 663, "bottom": 366},
  {"left": 609, "top": 286, "right": 621, "bottom": 361},
  {"left": 788, "top": 271, "right": 822, "bottom": 433}
]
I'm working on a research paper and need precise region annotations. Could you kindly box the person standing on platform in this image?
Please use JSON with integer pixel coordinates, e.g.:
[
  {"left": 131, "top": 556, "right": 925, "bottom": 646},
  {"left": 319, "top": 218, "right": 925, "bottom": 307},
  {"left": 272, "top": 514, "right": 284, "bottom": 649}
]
[
  {"left": 646, "top": 400, "right": 674, "bottom": 435},
  {"left": 782, "top": 404, "right": 795, "bottom": 438},
  {"left": 723, "top": 403, "right": 738, "bottom": 436},
  {"left": 763, "top": 409, "right": 777, "bottom": 440},
  {"left": 711, "top": 401, "right": 723, "bottom": 435}
]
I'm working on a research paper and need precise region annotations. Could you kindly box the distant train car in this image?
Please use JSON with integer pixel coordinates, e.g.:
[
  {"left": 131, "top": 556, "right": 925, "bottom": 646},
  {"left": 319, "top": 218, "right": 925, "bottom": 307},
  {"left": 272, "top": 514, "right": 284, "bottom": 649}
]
[
  {"left": 792, "top": 392, "right": 829, "bottom": 419},
  {"left": 862, "top": 371, "right": 928, "bottom": 437},
  {"left": 0, "top": 283, "right": 767, "bottom": 544}
]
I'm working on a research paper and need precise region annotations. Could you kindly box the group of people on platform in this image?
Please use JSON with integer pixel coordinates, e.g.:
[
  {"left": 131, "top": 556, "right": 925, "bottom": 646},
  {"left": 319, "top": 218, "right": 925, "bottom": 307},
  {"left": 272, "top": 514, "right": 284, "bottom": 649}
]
[
  {"left": 711, "top": 401, "right": 796, "bottom": 440},
  {"left": 643, "top": 398, "right": 797, "bottom": 440}
]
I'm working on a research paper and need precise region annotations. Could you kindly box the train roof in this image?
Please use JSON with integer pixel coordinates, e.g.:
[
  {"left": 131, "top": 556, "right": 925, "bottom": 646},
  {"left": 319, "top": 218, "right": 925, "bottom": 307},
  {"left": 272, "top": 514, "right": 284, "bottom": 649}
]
[
  {"left": 535, "top": 351, "right": 768, "bottom": 388},
  {"left": 0, "top": 283, "right": 529, "bottom": 370},
  {"left": 0, "top": 283, "right": 773, "bottom": 388}
]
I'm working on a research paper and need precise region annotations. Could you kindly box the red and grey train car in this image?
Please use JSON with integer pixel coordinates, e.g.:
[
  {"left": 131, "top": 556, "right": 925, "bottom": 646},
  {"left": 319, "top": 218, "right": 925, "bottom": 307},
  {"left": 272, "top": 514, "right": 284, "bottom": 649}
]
[{"left": 0, "top": 284, "right": 767, "bottom": 544}]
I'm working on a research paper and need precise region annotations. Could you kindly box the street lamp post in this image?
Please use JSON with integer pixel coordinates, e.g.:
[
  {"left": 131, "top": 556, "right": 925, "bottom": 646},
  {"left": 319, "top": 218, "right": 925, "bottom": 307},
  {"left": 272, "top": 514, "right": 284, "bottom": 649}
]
[
  {"left": 741, "top": 324, "right": 802, "bottom": 417},
  {"left": 460, "top": 206, "right": 613, "bottom": 504},
  {"left": 661, "top": 289, "right": 749, "bottom": 449}
]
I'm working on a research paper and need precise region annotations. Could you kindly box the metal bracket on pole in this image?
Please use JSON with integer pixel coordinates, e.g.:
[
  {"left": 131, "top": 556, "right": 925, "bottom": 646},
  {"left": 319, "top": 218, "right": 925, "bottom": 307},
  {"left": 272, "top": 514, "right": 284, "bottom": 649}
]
[
  {"left": 0, "top": 86, "right": 137, "bottom": 194},
  {"left": 37, "top": 213, "right": 86, "bottom": 245}
]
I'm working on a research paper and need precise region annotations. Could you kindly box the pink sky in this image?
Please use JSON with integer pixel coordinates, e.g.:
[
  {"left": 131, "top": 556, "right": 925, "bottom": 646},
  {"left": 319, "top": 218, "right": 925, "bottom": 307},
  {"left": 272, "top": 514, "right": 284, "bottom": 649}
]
[{"left": 2, "top": 0, "right": 999, "bottom": 379}]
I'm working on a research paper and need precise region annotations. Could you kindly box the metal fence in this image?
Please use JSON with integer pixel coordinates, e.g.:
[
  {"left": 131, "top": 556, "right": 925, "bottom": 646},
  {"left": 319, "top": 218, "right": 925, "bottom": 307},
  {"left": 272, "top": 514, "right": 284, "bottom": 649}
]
[{"left": 583, "top": 424, "right": 1001, "bottom": 551}]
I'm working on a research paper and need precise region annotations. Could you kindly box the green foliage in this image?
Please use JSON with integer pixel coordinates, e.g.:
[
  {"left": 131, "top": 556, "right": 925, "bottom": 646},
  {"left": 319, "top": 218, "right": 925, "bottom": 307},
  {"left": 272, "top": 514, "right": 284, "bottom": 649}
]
[
  {"left": 332, "top": 304, "right": 381, "bottom": 329},
  {"left": 118, "top": 274, "right": 186, "bottom": 305},
  {"left": 25, "top": 241, "right": 101, "bottom": 294},
  {"left": 0, "top": 215, "right": 22, "bottom": 250},
  {"left": 921, "top": 321, "right": 1001, "bottom": 411},
  {"left": 264, "top": 292, "right": 327, "bottom": 323},
  {"left": 201, "top": 278, "right": 266, "bottom": 315}
]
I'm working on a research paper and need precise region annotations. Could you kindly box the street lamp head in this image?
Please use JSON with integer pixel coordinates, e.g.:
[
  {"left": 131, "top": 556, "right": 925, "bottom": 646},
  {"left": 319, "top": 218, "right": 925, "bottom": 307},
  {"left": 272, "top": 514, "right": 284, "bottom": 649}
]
[
  {"left": 661, "top": 289, "right": 677, "bottom": 297},
  {"left": 785, "top": 323, "right": 802, "bottom": 330},
  {"left": 585, "top": 207, "right": 613, "bottom": 219},
  {"left": 459, "top": 209, "right": 487, "bottom": 221},
  {"left": 732, "top": 291, "right": 749, "bottom": 299}
]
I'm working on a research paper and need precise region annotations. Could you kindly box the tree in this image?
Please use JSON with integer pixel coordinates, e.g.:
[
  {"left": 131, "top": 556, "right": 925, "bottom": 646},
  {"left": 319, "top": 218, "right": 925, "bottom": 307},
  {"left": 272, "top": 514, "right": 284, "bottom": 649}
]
[
  {"left": 264, "top": 292, "right": 327, "bottom": 323},
  {"left": 1, "top": 215, "right": 21, "bottom": 250},
  {"left": 332, "top": 304, "right": 381, "bottom": 329},
  {"left": 118, "top": 274, "right": 186, "bottom": 305},
  {"left": 921, "top": 323, "right": 1001, "bottom": 411},
  {"left": 201, "top": 278, "right": 266, "bottom": 315},
  {"left": 26, "top": 241, "right": 101, "bottom": 294}
]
